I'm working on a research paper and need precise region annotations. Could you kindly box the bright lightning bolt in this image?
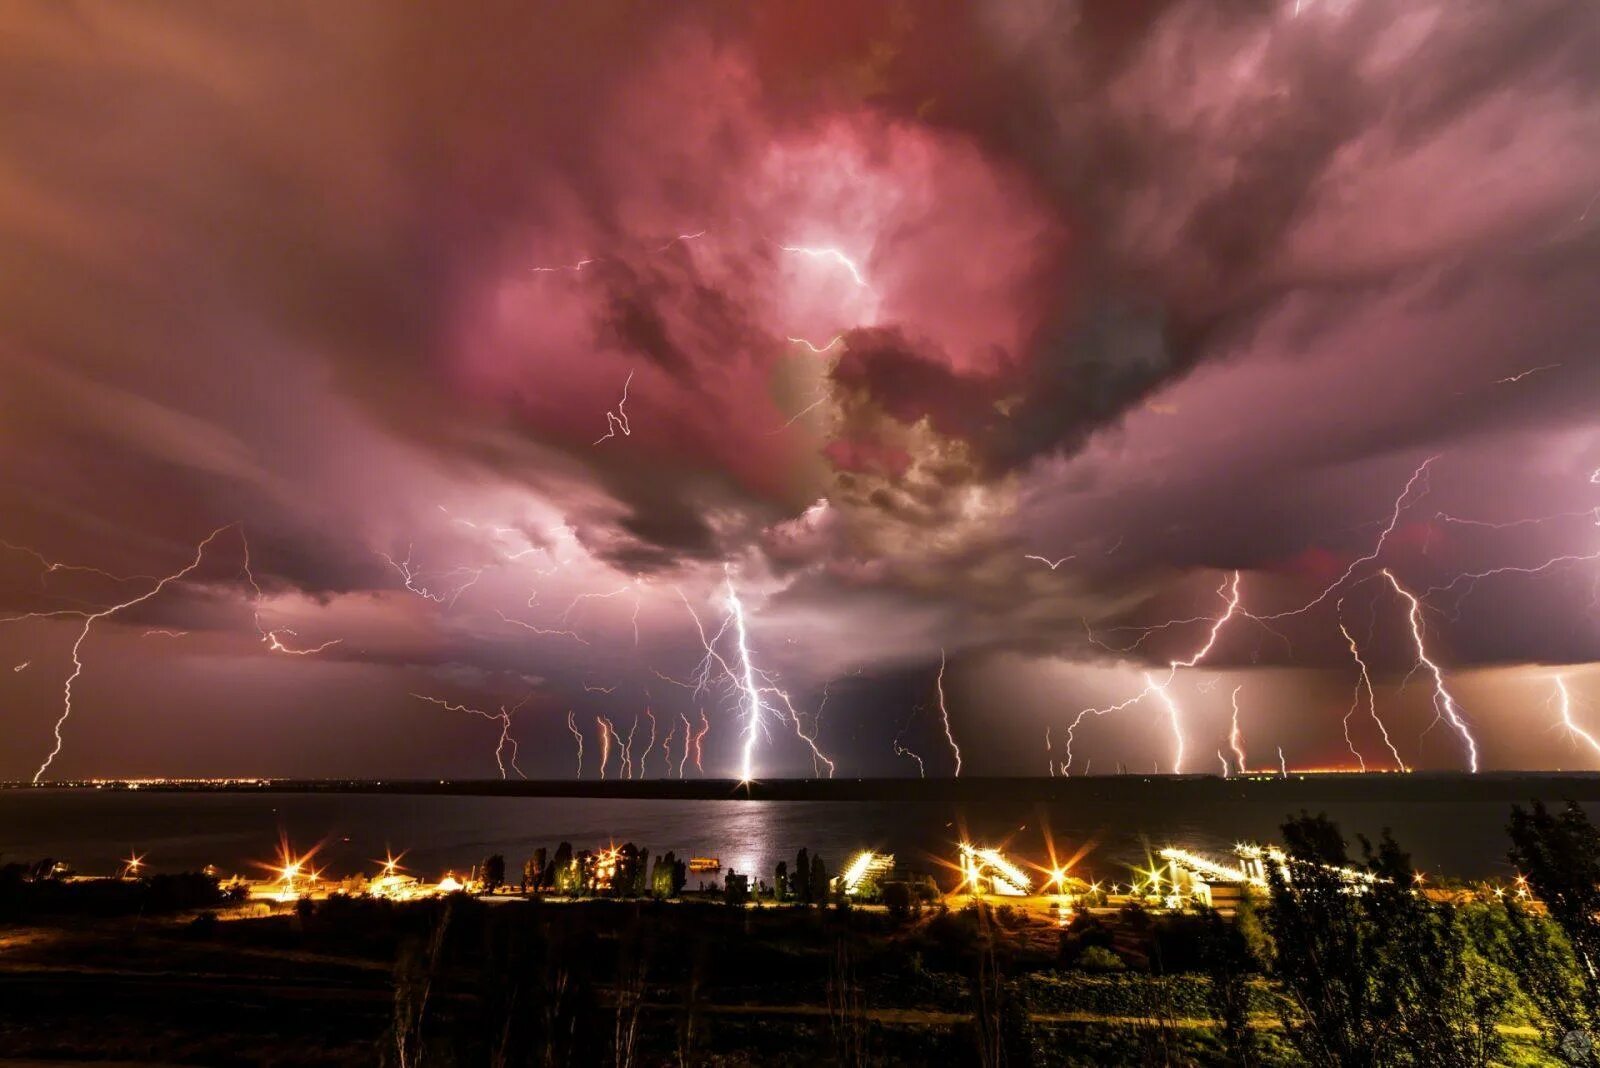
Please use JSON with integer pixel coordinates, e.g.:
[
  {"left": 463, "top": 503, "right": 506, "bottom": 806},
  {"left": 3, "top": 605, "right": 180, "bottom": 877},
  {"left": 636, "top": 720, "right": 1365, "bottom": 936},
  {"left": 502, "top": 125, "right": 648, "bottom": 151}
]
[
  {"left": 894, "top": 707, "right": 926, "bottom": 778},
  {"left": 1495, "top": 363, "right": 1561, "bottom": 384},
  {"left": 593, "top": 370, "right": 634, "bottom": 445},
  {"left": 786, "top": 335, "right": 844, "bottom": 354},
  {"left": 1553, "top": 676, "right": 1600, "bottom": 763},
  {"left": 1250, "top": 457, "right": 1436, "bottom": 621},
  {"left": 777, "top": 244, "right": 868, "bottom": 286},
  {"left": 1382, "top": 568, "right": 1479, "bottom": 772},
  {"left": 691, "top": 709, "right": 709, "bottom": 774},
  {"left": 934, "top": 649, "right": 962, "bottom": 776},
  {"left": 1337, "top": 601, "right": 1407, "bottom": 771},
  {"left": 1064, "top": 572, "right": 1243, "bottom": 775},
  {"left": 1024, "top": 554, "right": 1075, "bottom": 570},
  {"left": 566, "top": 710, "right": 584, "bottom": 779},
  {"left": 1227, "top": 685, "right": 1249, "bottom": 775},
  {"left": 637, "top": 707, "right": 657, "bottom": 776},
  {"left": 595, "top": 715, "right": 616, "bottom": 780},
  {"left": 412, "top": 694, "right": 525, "bottom": 779},
  {"left": 380, "top": 546, "right": 482, "bottom": 607}
]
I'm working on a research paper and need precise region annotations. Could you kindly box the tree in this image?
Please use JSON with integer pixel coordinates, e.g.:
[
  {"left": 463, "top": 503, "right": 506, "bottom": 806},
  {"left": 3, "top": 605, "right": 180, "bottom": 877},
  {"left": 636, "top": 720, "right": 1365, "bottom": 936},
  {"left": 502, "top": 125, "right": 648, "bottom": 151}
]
[
  {"left": 724, "top": 870, "right": 749, "bottom": 906},
  {"left": 795, "top": 848, "right": 811, "bottom": 903},
  {"left": 809, "top": 854, "right": 829, "bottom": 905},
  {"left": 1200, "top": 909, "right": 1256, "bottom": 1067},
  {"left": 614, "top": 844, "right": 640, "bottom": 897},
  {"left": 774, "top": 860, "right": 788, "bottom": 903},
  {"left": 1499, "top": 802, "right": 1600, "bottom": 1062},
  {"left": 1265, "top": 814, "right": 1506, "bottom": 1067},
  {"left": 633, "top": 847, "right": 651, "bottom": 898},
  {"left": 481, "top": 854, "right": 506, "bottom": 893},
  {"left": 524, "top": 847, "right": 547, "bottom": 892},
  {"left": 883, "top": 881, "right": 914, "bottom": 924}
]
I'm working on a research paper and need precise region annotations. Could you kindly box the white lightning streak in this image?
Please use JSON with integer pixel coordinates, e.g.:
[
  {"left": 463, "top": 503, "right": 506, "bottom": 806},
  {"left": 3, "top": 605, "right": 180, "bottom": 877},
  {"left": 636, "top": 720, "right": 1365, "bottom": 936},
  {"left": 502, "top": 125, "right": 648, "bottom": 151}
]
[
  {"left": 1227, "top": 685, "right": 1248, "bottom": 775},
  {"left": 593, "top": 370, "right": 634, "bottom": 445},
  {"left": 412, "top": 694, "right": 524, "bottom": 779},
  {"left": 27, "top": 524, "right": 235, "bottom": 783},
  {"left": 1337, "top": 602, "right": 1407, "bottom": 771},
  {"left": 934, "top": 649, "right": 962, "bottom": 776},
  {"left": 1024, "top": 554, "right": 1076, "bottom": 570},
  {"left": 1495, "top": 363, "right": 1561, "bottom": 384},
  {"left": 1064, "top": 572, "right": 1243, "bottom": 775},
  {"left": 566, "top": 710, "right": 584, "bottom": 779},
  {"left": 380, "top": 547, "right": 482, "bottom": 607},
  {"left": 1554, "top": 677, "right": 1600, "bottom": 762},
  {"left": 786, "top": 335, "right": 844, "bottom": 353},
  {"left": 777, "top": 245, "right": 868, "bottom": 286},
  {"left": 1250, "top": 457, "right": 1436, "bottom": 621},
  {"left": 1382, "top": 569, "right": 1478, "bottom": 772}
]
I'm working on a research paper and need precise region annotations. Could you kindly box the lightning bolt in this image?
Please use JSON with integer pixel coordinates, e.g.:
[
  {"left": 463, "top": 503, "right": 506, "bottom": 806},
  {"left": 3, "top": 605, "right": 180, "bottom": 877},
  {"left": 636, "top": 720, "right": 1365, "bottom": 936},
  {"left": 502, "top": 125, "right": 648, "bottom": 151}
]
[
  {"left": 241, "top": 532, "right": 341, "bottom": 655},
  {"left": 412, "top": 693, "right": 525, "bottom": 779},
  {"left": 566, "top": 710, "right": 584, "bottom": 779},
  {"left": 1495, "top": 363, "right": 1561, "bottom": 384},
  {"left": 141, "top": 629, "right": 188, "bottom": 639},
  {"left": 894, "top": 706, "right": 927, "bottom": 778},
  {"left": 494, "top": 609, "right": 589, "bottom": 645},
  {"left": 692, "top": 709, "right": 709, "bottom": 774},
  {"left": 620, "top": 714, "right": 639, "bottom": 779},
  {"left": 1218, "top": 750, "right": 1229, "bottom": 777},
  {"left": 1250, "top": 457, "right": 1436, "bottom": 621},
  {"left": 1382, "top": 569, "right": 1478, "bottom": 772},
  {"left": 12, "top": 660, "right": 29, "bottom": 672},
  {"left": 1553, "top": 676, "right": 1600, "bottom": 762},
  {"left": 934, "top": 649, "right": 962, "bottom": 776},
  {"left": 595, "top": 715, "right": 617, "bottom": 780},
  {"left": 637, "top": 707, "right": 657, "bottom": 776},
  {"left": 593, "top": 370, "right": 634, "bottom": 445},
  {"left": 17, "top": 525, "right": 237, "bottom": 782},
  {"left": 1227, "top": 685, "right": 1249, "bottom": 775},
  {"left": 777, "top": 244, "right": 868, "bottom": 286},
  {"left": 1024, "top": 554, "right": 1075, "bottom": 570},
  {"left": 1337, "top": 601, "right": 1407, "bottom": 771},
  {"left": 786, "top": 335, "right": 844, "bottom": 354},
  {"left": 680, "top": 574, "right": 834, "bottom": 781},
  {"left": 380, "top": 546, "right": 482, "bottom": 607},
  {"left": 1064, "top": 572, "right": 1243, "bottom": 775},
  {"left": 1278, "top": 747, "right": 1288, "bottom": 778}
]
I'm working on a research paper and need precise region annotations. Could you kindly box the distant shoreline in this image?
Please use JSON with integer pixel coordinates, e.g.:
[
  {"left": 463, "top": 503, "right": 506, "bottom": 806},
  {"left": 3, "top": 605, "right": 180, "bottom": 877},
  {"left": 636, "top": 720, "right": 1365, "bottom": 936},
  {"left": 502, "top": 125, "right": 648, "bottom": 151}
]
[{"left": 9, "top": 771, "right": 1600, "bottom": 803}]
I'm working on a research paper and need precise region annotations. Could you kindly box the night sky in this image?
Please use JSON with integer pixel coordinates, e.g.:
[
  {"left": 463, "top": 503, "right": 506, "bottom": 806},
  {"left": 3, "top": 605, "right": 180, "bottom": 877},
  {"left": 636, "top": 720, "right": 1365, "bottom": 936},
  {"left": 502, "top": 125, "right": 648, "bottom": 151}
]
[{"left": 2, "top": 1, "right": 1598, "bottom": 781}]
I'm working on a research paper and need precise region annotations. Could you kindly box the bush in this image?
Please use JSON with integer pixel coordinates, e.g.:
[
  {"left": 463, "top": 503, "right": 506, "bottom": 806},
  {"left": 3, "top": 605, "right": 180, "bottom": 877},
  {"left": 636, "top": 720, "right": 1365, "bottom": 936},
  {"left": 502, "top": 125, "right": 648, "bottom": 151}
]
[{"left": 1076, "top": 946, "right": 1126, "bottom": 973}]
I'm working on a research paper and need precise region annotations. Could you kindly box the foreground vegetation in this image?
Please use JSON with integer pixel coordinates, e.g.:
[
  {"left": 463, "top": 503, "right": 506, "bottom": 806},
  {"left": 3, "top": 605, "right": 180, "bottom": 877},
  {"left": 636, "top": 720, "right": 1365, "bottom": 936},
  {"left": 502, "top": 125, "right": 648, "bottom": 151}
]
[{"left": 4, "top": 801, "right": 1600, "bottom": 1064}]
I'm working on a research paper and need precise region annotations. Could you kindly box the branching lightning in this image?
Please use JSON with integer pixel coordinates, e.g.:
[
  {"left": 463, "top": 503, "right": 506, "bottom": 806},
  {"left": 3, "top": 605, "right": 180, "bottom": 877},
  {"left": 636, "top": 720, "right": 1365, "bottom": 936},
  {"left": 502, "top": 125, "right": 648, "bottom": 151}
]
[
  {"left": 1024, "top": 554, "right": 1076, "bottom": 570},
  {"left": 1337, "top": 600, "right": 1408, "bottom": 771},
  {"left": 1064, "top": 572, "right": 1243, "bottom": 775},
  {"left": 412, "top": 693, "right": 525, "bottom": 779},
  {"left": 1553, "top": 676, "right": 1600, "bottom": 763},
  {"left": 777, "top": 244, "right": 868, "bottom": 287},
  {"left": 1382, "top": 569, "right": 1479, "bottom": 772}
]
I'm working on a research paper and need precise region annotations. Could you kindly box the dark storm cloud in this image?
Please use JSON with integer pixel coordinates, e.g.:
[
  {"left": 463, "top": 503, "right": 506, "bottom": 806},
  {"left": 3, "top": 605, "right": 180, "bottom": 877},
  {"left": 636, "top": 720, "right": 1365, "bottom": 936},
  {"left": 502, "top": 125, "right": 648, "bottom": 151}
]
[{"left": 2, "top": 0, "right": 1598, "bottom": 779}]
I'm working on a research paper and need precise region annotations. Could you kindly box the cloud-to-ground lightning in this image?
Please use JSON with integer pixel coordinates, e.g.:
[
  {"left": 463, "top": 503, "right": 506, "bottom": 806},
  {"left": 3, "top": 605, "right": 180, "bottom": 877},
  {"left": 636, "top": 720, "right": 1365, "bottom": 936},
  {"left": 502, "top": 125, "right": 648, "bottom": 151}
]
[
  {"left": 411, "top": 694, "right": 525, "bottom": 779},
  {"left": 566, "top": 710, "right": 583, "bottom": 779},
  {"left": 1024, "top": 554, "right": 1075, "bottom": 570},
  {"left": 592, "top": 370, "right": 634, "bottom": 445},
  {"left": 17, "top": 524, "right": 236, "bottom": 782},
  {"left": 1382, "top": 569, "right": 1479, "bottom": 772},
  {"left": 894, "top": 707, "right": 927, "bottom": 778},
  {"left": 1278, "top": 747, "right": 1288, "bottom": 778},
  {"left": 1552, "top": 676, "right": 1600, "bottom": 763},
  {"left": 620, "top": 714, "right": 639, "bottom": 779},
  {"left": 1337, "top": 601, "right": 1408, "bottom": 771},
  {"left": 595, "top": 714, "right": 617, "bottom": 780},
  {"left": 1218, "top": 750, "right": 1229, "bottom": 777},
  {"left": 934, "top": 649, "right": 962, "bottom": 776},
  {"left": 692, "top": 709, "right": 709, "bottom": 774},
  {"left": 637, "top": 707, "right": 657, "bottom": 776},
  {"left": 679, "top": 575, "right": 834, "bottom": 781},
  {"left": 1227, "top": 685, "right": 1249, "bottom": 775},
  {"left": 1064, "top": 572, "right": 1243, "bottom": 775}
]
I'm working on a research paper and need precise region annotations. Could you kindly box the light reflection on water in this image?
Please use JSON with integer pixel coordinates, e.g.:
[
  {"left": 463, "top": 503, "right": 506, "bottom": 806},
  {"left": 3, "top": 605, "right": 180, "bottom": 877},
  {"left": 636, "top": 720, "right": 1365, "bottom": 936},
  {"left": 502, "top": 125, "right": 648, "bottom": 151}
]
[{"left": 3, "top": 789, "right": 1593, "bottom": 882}]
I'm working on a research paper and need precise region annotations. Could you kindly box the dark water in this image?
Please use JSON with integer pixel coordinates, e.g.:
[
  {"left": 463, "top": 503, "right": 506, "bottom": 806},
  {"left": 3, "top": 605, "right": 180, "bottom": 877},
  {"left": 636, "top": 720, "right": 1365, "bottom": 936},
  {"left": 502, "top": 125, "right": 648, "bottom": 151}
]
[{"left": 4, "top": 787, "right": 1590, "bottom": 883}]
